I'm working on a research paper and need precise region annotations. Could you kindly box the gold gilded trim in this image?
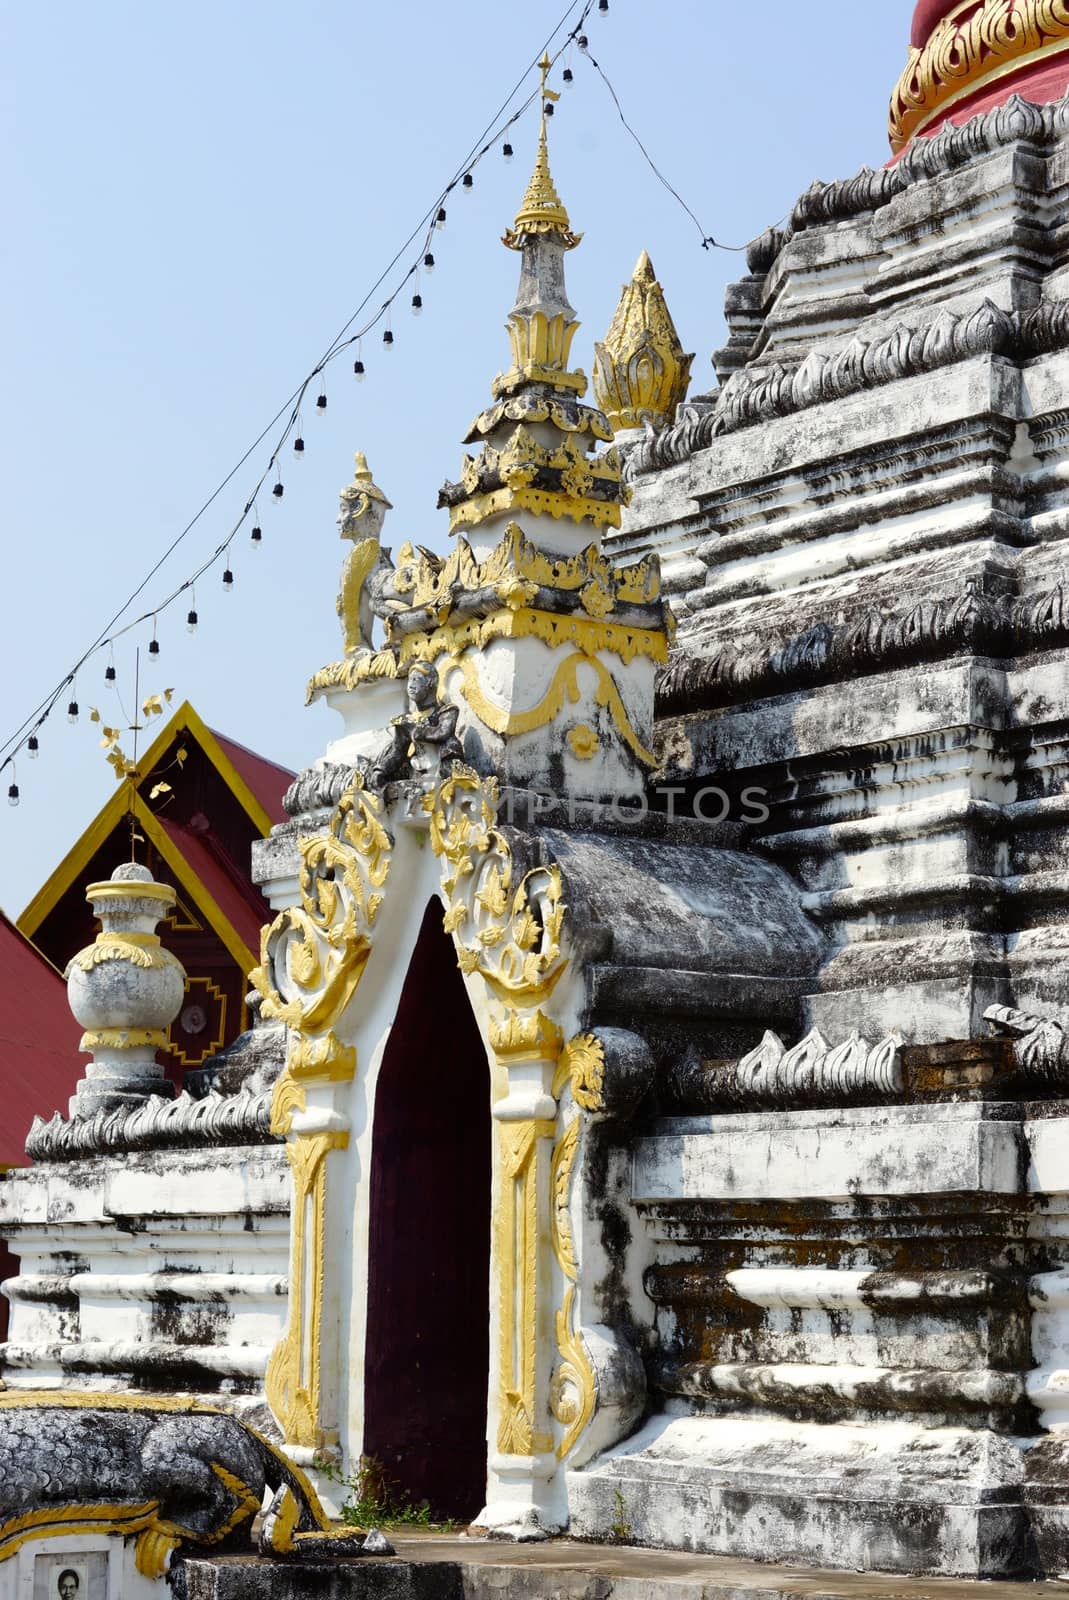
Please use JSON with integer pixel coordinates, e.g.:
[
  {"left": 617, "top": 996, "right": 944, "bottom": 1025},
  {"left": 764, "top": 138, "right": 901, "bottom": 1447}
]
[
  {"left": 548, "top": 1032, "right": 605, "bottom": 1460},
  {"left": 264, "top": 1128, "right": 349, "bottom": 1449},
  {"left": 256, "top": 777, "right": 391, "bottom": 1452},
  {"left": 69, "top": 932, "right": 182, "bottom": 974},
  {"left": 403, "top": 608, "right": 668, "bottom": 672},
  {"left": 405, "top": 523, "right": 656, "bottom": 612},
  {"left": 566, "top": 724, "right": 598, "bottom": 760},
  {"left": 889, "top": 0, "right": 1069, "bottom": 152},
  {"left": 489, "top": 1007, "right": 563, "bottom": 1064},
  {"left": 253, "top": 779, "right": 391, "bottom": 1035},
  {"left": 79, "top": 1027, "right": 168, "bottom": 1051},
  {"left": 427, "top": 766, "right": 567, "bottom": 1007},
  {"left": 85, "top": 880, "right": 176, "bottom": 905},
  {"left": 496, "top": 1118, "right": 557, "bottom": 1455},
  {"left": 448, "top": 482, "right": 622, "bottom": 534},
  {"left": 0, "top": 1502, "right": 162, "bottom": 1565},
  {"left": 306, "top": 647, "right": 400, "bottom": 703},
  {"left": 440, "top": 652, "right": 658, "bottom": 768},
  {"left": 551, "top": 1032, "right": 606, "bottom": 1109}
]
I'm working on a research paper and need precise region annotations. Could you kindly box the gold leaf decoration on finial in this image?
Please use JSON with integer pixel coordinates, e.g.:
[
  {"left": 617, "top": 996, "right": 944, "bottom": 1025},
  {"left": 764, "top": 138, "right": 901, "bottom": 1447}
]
[
  {"left": 503, "top": 53, "right": 580, "bottom": 250},
  {"left": 592, "top": 250, "right": 694, "bottom": 434}
]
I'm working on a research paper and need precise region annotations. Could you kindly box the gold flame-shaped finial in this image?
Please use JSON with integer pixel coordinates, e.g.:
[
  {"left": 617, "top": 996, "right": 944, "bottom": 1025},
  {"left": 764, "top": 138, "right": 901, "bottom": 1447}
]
[
  {"left": 593, "top": 250, "right": 694, "bottom": 433},
  {"left": 503, "top": 54, "right": 580, "bottom": 249}
]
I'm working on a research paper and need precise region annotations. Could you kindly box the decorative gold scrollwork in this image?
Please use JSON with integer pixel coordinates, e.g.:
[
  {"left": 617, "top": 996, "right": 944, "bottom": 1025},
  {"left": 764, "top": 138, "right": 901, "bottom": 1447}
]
[
  {"left": 253, "top": 777, "right": 392, "bottom": 1035},
  {"left": 425, "top": 766, "right": 567, "bottom": 1006},
  {"left": 253, "top": 776, "right": 392, "bottom": 1451},
  {"left": 549, "top": 1032, "right": 605, "bottom": 1459},
  {"left": 889, "top": 0, "right": 1069, "bottom": 152}
]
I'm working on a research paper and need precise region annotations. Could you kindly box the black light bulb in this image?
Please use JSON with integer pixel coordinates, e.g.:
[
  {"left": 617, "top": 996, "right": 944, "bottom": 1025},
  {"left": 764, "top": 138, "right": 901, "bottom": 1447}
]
[
  {"left": 272, "top": 481, "right": 284, "bottom": 499},
  {"left": 7, "top": 782, "right": 18, "bottom": 808},
  {"left": 222, "top": 566, "right": 234, "bottom": 592},
  {"left": 67, "top": 700, "right": 79, "bottom": 724},
  {"left": 563, "top": 67, "right": 573, "bottom": 83},
  {"left": 251, "top": 525, "right": 262, "bottom": 547},
  {"left": 578, "top": 32, "right": 588, "bottom": 48},
  {"left": 503, "top": 141, "right": 514, "bottom": 161},
  {"left": 353, "top": 358, "right": 366, "bottom": 380},
  {"left": 544, "top": 101, "right": 554, "bottom": 117},
  {"left": 293, "top": 436, "right": 305, "bottom": 456},
  {"left": 436, "top": 206, "right": 447, "bottom": 229},
  {"left": 316, "top": 393, "right": 327, "bottom": 410},
  {"left": 27, "top": 735, "right": 39, "bottom": 759},
  {"left": 598, "top": 0, "right": 608, "bottom": 12},
  {"left": 187, "top": 608, "right": 198, "bottom": 633},
  {"left": 148, "top": 636, "right": 160, "bottom": 656},
  {"left": 382, "top": 328, "right": 394, "bottom": 349},
  {"left": 105, "top": 664, "right": 116, "bottom": 682},
  {"left": 462, "top": 172, "right": 473, "bottom": 191},
  {"left": 423, "top": 252, "right": 435, "bottom": 273},
  {"left": 411, "top": 293, "right": 422, "bottom": 315}
]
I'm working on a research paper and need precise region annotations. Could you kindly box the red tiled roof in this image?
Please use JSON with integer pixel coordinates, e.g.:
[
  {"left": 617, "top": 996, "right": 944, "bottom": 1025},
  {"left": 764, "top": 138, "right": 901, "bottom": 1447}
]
[
  {"left": 156, "top": 816, "right": 266, "bottom": 963},
  {"left": 210, "top": 729, "right": 293, "bottom": 826},
  {"left": 0, "top": 913, "right": 83, "bottom": 1167}
]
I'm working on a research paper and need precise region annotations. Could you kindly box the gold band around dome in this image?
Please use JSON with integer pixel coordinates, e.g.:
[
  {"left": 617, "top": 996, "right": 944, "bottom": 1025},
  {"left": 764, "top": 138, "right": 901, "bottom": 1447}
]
[{"left": 889, "top": 0, "right": 1069, "bottom": 153}]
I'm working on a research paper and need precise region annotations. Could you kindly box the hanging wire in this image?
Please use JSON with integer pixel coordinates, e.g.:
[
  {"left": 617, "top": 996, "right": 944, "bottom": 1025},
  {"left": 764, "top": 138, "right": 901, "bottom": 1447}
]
[
  {"left": 578, "top": 40, "right": 752, "bottom": 252},
  {"left": 0, "top": 0, "right": 598, "bottom": 782}
]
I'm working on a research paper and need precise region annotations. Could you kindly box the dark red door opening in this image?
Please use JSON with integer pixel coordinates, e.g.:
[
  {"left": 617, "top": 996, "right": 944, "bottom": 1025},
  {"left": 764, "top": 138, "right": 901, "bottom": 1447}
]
[{"left": 363, "top": 898, "right": 492, "bottom": 1521}]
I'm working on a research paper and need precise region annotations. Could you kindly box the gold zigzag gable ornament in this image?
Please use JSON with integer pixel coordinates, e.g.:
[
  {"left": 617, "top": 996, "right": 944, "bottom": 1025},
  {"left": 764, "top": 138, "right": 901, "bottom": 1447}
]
[
  {"left": 251, "top": 772, "right": 392, "bottom": 1450},
  {"left": 593, "top": 250, "right": 695, "bottom": 434},
  {"left": 888, "top": 0, "right": 1069, "bottom": 152}
]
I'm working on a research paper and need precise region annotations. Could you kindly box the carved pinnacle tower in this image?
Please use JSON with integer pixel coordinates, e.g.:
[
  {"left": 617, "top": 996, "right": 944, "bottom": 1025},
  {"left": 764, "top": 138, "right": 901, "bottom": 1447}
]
[{"left": 437, "top": 57, "right": 627, "bottom": 557}]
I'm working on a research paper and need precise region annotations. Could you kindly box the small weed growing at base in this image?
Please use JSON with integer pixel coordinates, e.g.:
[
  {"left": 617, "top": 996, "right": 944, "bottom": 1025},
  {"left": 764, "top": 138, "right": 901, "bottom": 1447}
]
[
  {"left": 326, "top": 1454, "right": 460, "bottom": 1532},
  {"left": 609, "top": 1487, "right": 633, "bottom": 1544}
]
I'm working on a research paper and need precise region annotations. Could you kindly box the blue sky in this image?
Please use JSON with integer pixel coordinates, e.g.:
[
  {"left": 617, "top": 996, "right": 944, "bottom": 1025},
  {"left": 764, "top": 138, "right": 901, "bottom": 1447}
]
[{"left": 0, "top": 0, "right": 911, "bottom": 916}]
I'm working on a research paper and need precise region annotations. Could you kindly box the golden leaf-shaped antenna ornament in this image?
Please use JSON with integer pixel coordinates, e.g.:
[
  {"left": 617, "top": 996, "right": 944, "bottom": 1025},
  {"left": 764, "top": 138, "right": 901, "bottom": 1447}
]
[
  {"left": 149, "top": 781, "right": 172, "bottom": 800},
  {"left": 593, "top": 251, "right": 693, "bottom": 434}
]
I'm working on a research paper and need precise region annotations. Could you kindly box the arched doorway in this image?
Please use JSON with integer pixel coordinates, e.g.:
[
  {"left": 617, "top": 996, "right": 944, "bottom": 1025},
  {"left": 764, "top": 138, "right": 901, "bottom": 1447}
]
[{"left": 363, "top": 898, "right": 492, "bottom": 1520}]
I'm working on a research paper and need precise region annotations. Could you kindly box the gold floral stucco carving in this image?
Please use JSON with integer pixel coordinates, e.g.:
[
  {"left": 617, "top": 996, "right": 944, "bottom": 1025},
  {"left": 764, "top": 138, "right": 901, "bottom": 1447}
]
[
  {"left": 253, "top": 778, "right": 391, "bottom": 1036},
  {"left": 549, "top": 1032, "right": 605, "bottom": 1458},
  {"left": 427, "top": 767, "right": 569, "bottom": 1458},
  {"left": 593, "top": 251, "right": 693, "bottom": 434},
  {"left": 69, "top": 931, "right": 182, "bottom": 974},
  {"left": 264, "top": 1126, "right": 349, "bottom": 1450},
  {"left": 425, "top": 772, "right": 603, "bottom": 1465},
  {"left": 426, "top": 766, "right": 567, "bottom": 1008},
  {"left": 888, "top": 0, "right": 1069, "bottom": 152},
  {"left": 253, "top": 776, "right": 391, "bottom": 1451},
  {"left": 496, "top": 1117, "right": 557, "bottom": 1456}
]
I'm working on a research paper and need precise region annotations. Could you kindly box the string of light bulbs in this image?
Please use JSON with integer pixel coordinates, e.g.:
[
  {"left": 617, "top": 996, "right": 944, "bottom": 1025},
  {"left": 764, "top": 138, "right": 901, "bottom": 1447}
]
[
  {"left": 1, "top": 0, "right": 602, "bottom": 804},
  {"left": 2, "top": 0, "right": 776, "bottom": 809}
]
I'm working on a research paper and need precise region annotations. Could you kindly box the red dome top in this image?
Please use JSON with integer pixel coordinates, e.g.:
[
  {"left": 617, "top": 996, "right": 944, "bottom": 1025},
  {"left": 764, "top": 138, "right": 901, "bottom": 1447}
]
[
  {"left": 910, "top": 0, "right": 959, "bottom": 48},
  {"left": 890, "top": 0, "right": 1069, "bottom": 157}
]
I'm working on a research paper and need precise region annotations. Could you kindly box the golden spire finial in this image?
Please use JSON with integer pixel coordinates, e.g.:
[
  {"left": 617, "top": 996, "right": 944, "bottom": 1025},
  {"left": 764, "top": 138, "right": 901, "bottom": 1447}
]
[
  {"left": 503, "top": 54, "right": 580, "bottom": 249},
  {"left": 593, "top": 250, "right": 694, "bottom": 433}
]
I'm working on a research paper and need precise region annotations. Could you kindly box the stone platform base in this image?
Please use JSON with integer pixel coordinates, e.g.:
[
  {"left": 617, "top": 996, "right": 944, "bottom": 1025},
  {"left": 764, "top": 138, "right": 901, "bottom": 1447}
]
[
  {"left": 566, "top": 1415, "right": 1049, "bottom": 1579},
  {"left": 179, "top": 1537, "right": 1069, "bottom": 1600}
]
